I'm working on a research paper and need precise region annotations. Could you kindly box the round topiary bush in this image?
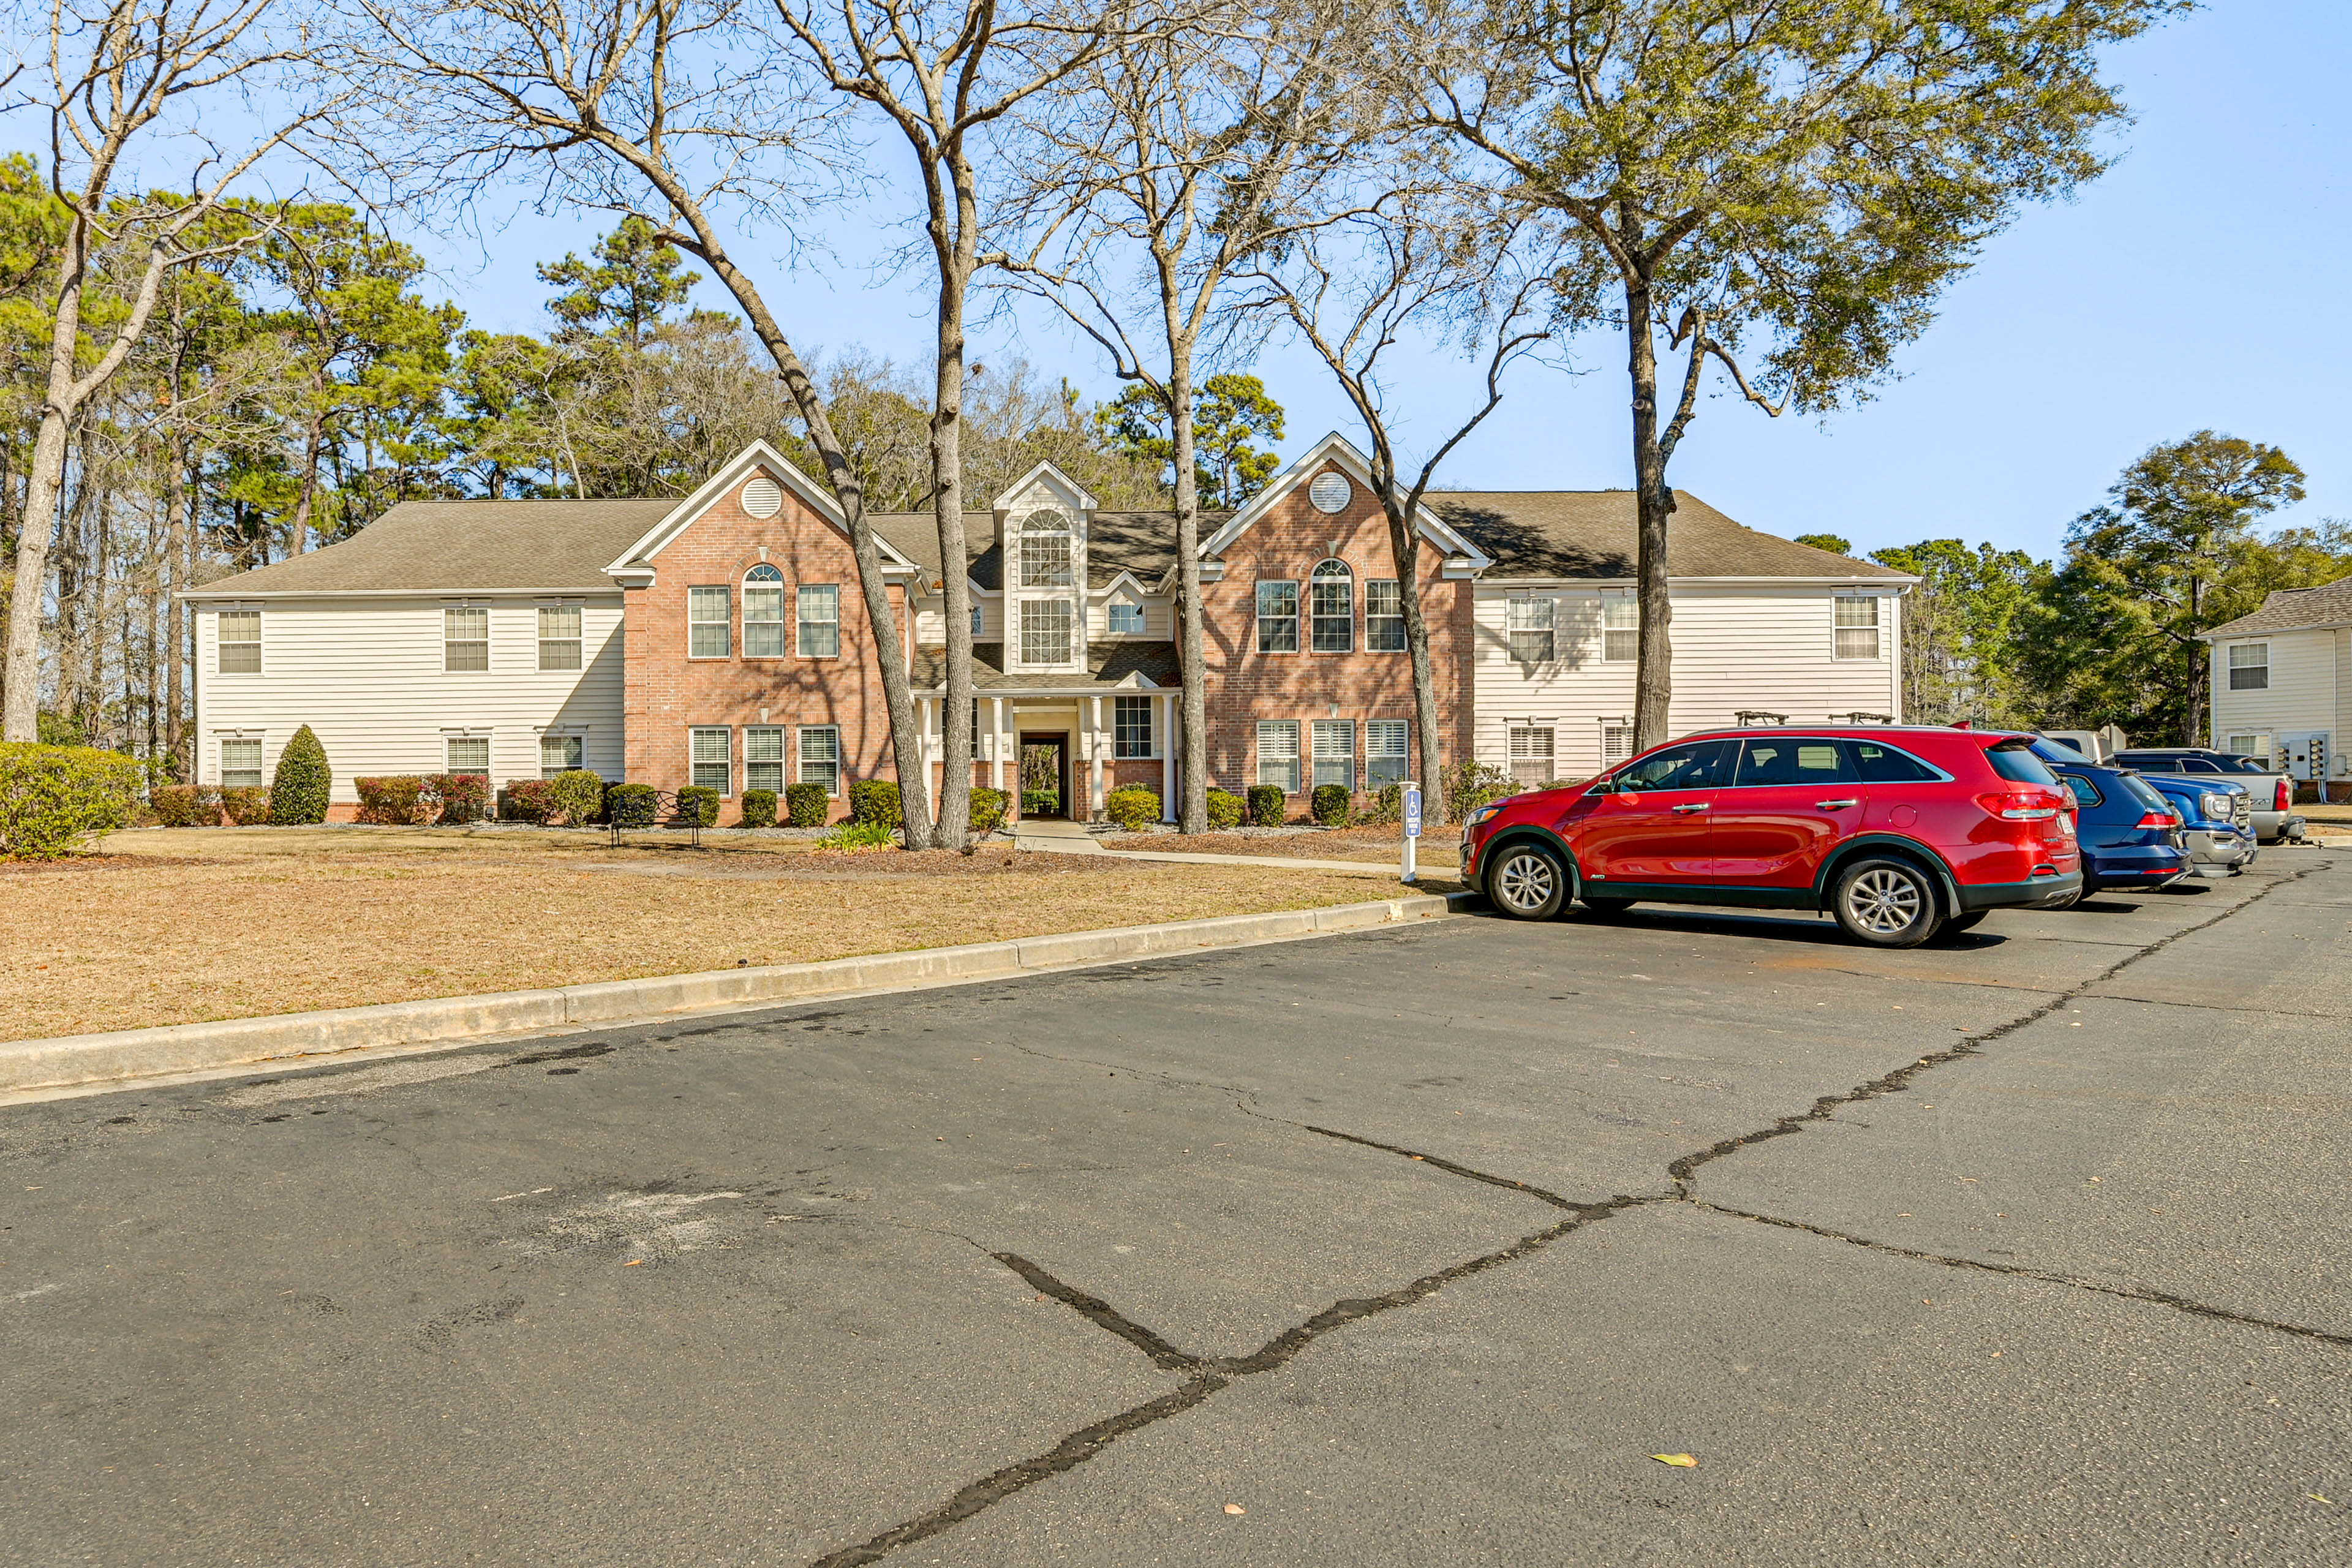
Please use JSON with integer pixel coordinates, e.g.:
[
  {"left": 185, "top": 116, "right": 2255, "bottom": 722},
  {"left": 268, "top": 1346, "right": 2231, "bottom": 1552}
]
[
  {"left": 1104, "top": 786, "right": 1160, "bottom": 831},
  {"left": 968, "top": 785, "right": 1008, "bottom": 834},
  {"left": 270, "top": 726, "right": 331, "bottom": 824},
  {"left": 674, "top": 785, "right": 720, "bottom": 827},
  {"left": 1246, "top": 783, "right": 1286, "bottom": 826},
  {"left": 607, "top": 782, "right": 660, "bottom": 829},
  {"left": 1311, "top": 783, "right": 1351, "bottom": 826},
  {"left": 784, "top": 782, "right": 829, "bottom": 827},
  {"left": 739, "top": 788, "right": 778, "bottom": 828},
  {"left": 546, "top": 769, "right": 605, "bottom": 826},
  {"left": 1205, "top": 788, "right": 1245, "bottom": 830},
  {"left": 849, "top": 778, "right": 900, "bottom": 826}
]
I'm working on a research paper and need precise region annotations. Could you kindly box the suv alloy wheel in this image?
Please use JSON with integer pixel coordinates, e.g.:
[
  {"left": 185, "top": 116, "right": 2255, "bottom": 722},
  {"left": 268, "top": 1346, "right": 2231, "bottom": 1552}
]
[
  {"left": 1488, "top": 843, "right": 1569, "bottom": 919},
  {"left": 1831, "top": 856, "right": 1942, "bottom": 948}
]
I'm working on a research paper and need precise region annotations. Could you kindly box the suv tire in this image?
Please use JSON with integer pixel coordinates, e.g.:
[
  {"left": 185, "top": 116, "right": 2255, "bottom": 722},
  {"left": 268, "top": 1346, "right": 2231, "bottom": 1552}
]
[
  {"left": 1830, "top": 856, "right": 1942, "bottom": 948},
  {"left": 1488, "top": 843, "right": 1569, "bottom": 920}
]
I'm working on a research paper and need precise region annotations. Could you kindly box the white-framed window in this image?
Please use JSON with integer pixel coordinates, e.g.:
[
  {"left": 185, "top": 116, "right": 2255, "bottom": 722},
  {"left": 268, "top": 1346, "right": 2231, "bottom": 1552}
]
[
  {"left": 1601, "top": 589, "right": 1637, "bottom": 662},
  {"left": 220, "top": 737, "right": 265, "bottom": 787},
  {"left": 690, "top": 726, "right": 731, "bottom": 793},
  {"left": 538, "top": 605, "right": 582, "bottom": 671},
  {"left": 1834, "top": 594, "right": 1882, "bottom": 659},
  {"left": 1602, "top": 722, "right": 1635, "bottom": 766},
  {"left": 1020, "top": 533, "right": 1074, "bottom": 587},
  {"left": 1509, "top": 725, "right": 1556, "bottom": 787},
  {"left": 540, "top": 735, "right": 584, "bottom": 778},
  {"left": 1256, "top": 580, "right": 1298, "bottom": 653},
  {"left": 1310, "top": 560, "right": 1353, "bottom": 652},
  {"left": 1257, "top": 720, "right": 1301, "bottom": 793},
  {"left": 796, "top": 583, "right": 840, "bottom": 658},
  {"left": 445, "top": 736, "right": 489, "bottom": 775},
  {"left": 1365, "top": 580, "right": 1404, "bottom": 652},
  {"left": 688, "top": 586, "right": 730, "bottom": 659},
  {"left": 444, "top": 607, "right": 489, "bottom": 672},
  {"left": 216, "top": 609, "right": 261, "bottom": 674},
  {"left": 1107, "top": 601, "right": 1145, "bottom": 635},
  {"left": 1114, "top": 695, "right": 1153, "bottom": 758},
  {"left": 1021, "top": 600, "right": 1073, "bottom": 665},
  {"left": 1366, "top": 720, "right": 1409, "bottom": 789},
  {"left": 2226, "top": 732, "right": 2272, "bottom": 763},
  {"left": 971, "top": 602, "right": 984, "bottom": 636},
  {"left": 2228, "top": 642, "right": 2269, "bottom": 690},
  {"left": 1312, "top": 719, "right": 1355, "bottom": 790},
  {"left": 1507, "top": 596, "right": 1555, "bottom": 663},
  {"left": 798, "top": 725, "right": 841, "bottom": 794},
  {"left": 745, "top": 726, "right": 785, "bottom": 793},
  {"left": 743, "top": 565, "right": 785, "bottom": 657}
]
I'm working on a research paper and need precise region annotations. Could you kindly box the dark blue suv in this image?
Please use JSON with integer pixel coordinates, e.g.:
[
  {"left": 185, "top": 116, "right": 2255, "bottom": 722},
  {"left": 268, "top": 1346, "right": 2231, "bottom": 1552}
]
[{"left": 2030, "top": 741, "right": 2189, "bottom": 903}]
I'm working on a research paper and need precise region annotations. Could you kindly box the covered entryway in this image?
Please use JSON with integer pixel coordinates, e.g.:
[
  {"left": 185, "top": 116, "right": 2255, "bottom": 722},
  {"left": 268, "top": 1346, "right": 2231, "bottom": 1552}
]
[{"left": 1019, "top": 733, "right": 1070, "bottom": 818}]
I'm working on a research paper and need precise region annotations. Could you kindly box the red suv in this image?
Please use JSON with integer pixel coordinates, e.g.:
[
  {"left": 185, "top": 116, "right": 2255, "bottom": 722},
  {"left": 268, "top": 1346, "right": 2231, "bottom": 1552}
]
[{"left": 1460, "top": 727, "right": 2081, "bottom": 948}]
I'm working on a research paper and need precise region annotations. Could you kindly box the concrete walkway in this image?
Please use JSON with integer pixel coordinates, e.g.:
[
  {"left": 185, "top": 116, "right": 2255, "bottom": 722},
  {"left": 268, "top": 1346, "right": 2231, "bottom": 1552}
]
[{"left": 1011, "top": 815, "right": 1443, "bottom": 878}]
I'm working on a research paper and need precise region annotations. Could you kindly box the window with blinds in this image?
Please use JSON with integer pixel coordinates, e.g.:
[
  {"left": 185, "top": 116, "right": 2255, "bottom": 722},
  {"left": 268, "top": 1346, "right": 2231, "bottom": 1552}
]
[
  {"left": 690, "top": 727, "right": 731, "bottom": 793},
  {"left": 217, "top": 610, "right": 261, "bottom": 674},
  {"left": 1312, "top": 719, "right": 1354, "bottom": 790},
  {"left": 1366, "top": 720, "right": 1409, "bottom": 788},
  {"left": 1834, "top": 595, "right": 1881, "bottom": 659},
  {"left": 1507, "top": 597, "right": 1555, "bottom": 663},
  {"left": 2228, "top": 642, "right": 2269, "bottom": 690},
  {"left": 1602, "top": 723, "right": 1635, "bottom": 766},
  {"left": 798, "top": 725, "right": 841, "bottom": 793},
  {"left": 745, "top": 727, "right": 785, "bottom": 793},
  {"left": 1509, "top": 725, "right": 1556, "bottom": 787},
  {"left": 1365, "top": 580, "right": 1404, "bottom": 651},
  {"left": 221, "top": 737, "right": 265, "bottom": 787},
  {"left": 1310, "top": 561, "right": 1353, "bottom": 652},
  {"left": 1256, "top": 581, "right": 1298, "bottom": 652},
  {"left": 538, "top": 605, "right": 582, "bottom": 670},
  {"left": 539, "top": 735, "right": 583, "bottom": 778},
  {"left": 688, "top": 587, "right": 730, "bottom": 658},
  {"left": 444, "top": 607, "right": 489, "bottom": 672},
  {"left": 743, "top": 565, "right": 785, "bottom": 657},
  {"left": 797, "top": 584, "right": 840, "bottom": 658},
  {"left": 1257, "top": 720, "right": 1300, "bottom": 793},
  {"left": 445, "top": 736, "right": 489, "bottom": 775},
  {"left": 1600, "top": 589, "right": 1637, "bottom": 662}
]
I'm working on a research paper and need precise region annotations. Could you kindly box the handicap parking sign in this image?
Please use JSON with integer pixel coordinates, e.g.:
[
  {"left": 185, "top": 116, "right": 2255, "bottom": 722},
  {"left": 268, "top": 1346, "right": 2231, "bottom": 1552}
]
[{"left": 1403, "top": 785, "right": 1422, "bottom": 839}]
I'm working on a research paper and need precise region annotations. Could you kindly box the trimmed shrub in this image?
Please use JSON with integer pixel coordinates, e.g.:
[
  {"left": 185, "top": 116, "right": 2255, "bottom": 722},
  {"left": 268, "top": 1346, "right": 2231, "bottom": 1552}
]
[
  {"left": 783, "top": 782, "right": 829, "bottom": 827},
  {"left": 1205, "top": 788, "right": 1245, "bottom": 829},
  {"left": 500, "top": 778, "right": 556, "bottom": 823},
  {"left": 0, "top": 744, "right": 145, "bottom": 859},
  {"left": 150, "top": 783, "right": 200, "bottom": 828},
  {"left": 1104, "top": 786, "right": 1160, "bottom": 832},
  {"left": 221, "top": 786, "right": 273, "bottom": 825},
  {"left": 426, "top": 773, "right": 489, "bottom": 824},
  {"left": 353, "top": 775, "right": 429, "bottom": 825},
  {"left": 270, "top": 725, "right": 331, "bottom": 824},
  {"left": 1246, "top": 783, "right": 1286, "bottom": 826},
  {"left": 739, "top": 788, "right": 778, "bottom": 828},
  {"left": 547, "top": 769, "right": 604, "bottom": 826},
  {"left": 848, "top": 778, "right": 901, "bottom": 827},
  {"left": 1021, "top": 788, "right": 1059, "bottom": 817},
  {"left": 675, "top": 785, "right": 720, "bottom": 827},
  {"left": 1311, "top": 784, "right": 1351, "bottom": 826},
  {"left": 606, "top": 782, "right": 660, "bottom": 829},
  {"left": 967, "top": 785, "right": 1007, "bottom": 834},
  {"left": 1444, "top": 757, "right": 1512, "bottom": 821}
]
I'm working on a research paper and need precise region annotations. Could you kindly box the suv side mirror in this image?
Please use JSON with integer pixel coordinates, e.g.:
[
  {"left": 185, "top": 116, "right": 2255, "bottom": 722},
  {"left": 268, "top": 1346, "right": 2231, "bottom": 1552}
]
[{"left": 1587, "top": 777, "right": 1619, "bottom": 796}]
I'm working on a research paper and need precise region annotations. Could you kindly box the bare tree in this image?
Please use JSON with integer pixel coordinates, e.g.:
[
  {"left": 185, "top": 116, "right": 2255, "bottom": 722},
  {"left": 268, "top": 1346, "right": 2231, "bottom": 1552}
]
[
  {"left": 1235, "top": 193, "right": 1556, "bottom": 823},
  {"left": 352, "top": 0, "right": 945, "bottom": 845},
  {"left": 990, "top": 0, "right": 1356, "bottom": 832},
  {"left": 769, "top": 0, "right": 1147, "bottom": 845},
  {"left": 1, "top": 0, "right": 336, "bottom": 741}
]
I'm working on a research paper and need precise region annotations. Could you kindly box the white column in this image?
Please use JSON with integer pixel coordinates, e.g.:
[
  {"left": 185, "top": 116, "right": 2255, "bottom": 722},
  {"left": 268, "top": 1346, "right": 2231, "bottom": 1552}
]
[
  {"left": 921, "top": 698, "right": 935, "bottom": 799},
  {"left": 1089, "top": 695, "right": 1105, "bottom": 820},
  {"left": 990, "top": 696, "right": 1006, "bottom": 790},
  {"left": 1161, "top": 693, "right": 1175, "bottom": 821}
]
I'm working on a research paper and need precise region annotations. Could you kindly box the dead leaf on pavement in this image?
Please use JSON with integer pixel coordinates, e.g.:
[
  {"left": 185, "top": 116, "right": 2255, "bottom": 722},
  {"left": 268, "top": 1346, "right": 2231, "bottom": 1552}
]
[
  {"left": 1224, "top": 1503, "right": 1246, "bottom": 1515},
  {"left": 1651, "top": 1453, "right": 1698, "bottom": 1468}
]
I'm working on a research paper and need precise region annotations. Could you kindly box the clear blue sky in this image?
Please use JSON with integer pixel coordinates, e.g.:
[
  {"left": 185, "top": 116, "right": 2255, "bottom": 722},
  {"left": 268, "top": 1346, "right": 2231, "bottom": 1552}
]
[{"left": 420, "top": 0, "right": 2345, "bottom": 563}]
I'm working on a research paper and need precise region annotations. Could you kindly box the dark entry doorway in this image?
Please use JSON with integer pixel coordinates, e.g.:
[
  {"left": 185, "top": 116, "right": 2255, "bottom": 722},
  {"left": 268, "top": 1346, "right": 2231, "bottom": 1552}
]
[{"left": 1019, "top": 733, "right": 1069, "bottom": 818}]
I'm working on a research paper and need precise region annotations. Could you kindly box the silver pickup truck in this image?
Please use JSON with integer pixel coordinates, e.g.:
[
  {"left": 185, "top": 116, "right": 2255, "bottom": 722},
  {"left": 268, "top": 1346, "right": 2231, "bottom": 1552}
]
[{"left": 2110, "top": 748, "right": 2306, "bottom": 843}]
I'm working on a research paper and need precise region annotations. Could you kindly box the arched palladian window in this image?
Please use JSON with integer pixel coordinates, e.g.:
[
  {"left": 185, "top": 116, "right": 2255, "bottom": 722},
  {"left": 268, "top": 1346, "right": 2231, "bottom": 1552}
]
[
  {"left": 743, "top": 563, "right": 785, "bottom": 657},
  {"left": 1310, "top": 559, "right": 1354, "bottom": 652}
]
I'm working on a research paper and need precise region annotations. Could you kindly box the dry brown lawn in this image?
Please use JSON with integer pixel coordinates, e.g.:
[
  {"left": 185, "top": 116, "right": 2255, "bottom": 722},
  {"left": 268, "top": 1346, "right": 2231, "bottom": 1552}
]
[
  {"left": 1107, "top": 823, "right": 1463, "bottom": 867},
  {"left": 4, "top": 826, "right": 1394, "bottom": 1041}
]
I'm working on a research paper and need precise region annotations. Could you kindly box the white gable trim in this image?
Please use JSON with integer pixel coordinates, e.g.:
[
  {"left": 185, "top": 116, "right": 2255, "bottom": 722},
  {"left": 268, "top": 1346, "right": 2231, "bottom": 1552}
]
[
  {"left": 1202, "top": 432, "right": 1493, "bottom": 570},
  {"left": 602, "top": 441, "right": 922, "bottom": 584},
  {"left": 992, "top": 461, "right": 1098, "bottom": 514}
]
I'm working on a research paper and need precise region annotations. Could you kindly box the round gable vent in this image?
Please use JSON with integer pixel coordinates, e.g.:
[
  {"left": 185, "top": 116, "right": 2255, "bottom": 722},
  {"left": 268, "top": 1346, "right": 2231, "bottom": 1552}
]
[
  {"left": 1308, "top": 470, "right": 1352, "bottom": 514},
  {"left": 742, "top": 475, "right": 783, "bottom": 518}
]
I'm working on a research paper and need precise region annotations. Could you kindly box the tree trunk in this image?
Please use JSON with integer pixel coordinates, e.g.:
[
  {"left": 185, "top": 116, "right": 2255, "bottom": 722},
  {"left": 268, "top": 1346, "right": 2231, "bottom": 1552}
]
[
  {"left": 2, "top": 274, "right": 85, "bottom": 741},
  {"left": 929, "top": 255, "right": 974, "bottom": 848},
  {"left": 1166, "top": 354, "right": 1207, "bottom": 834},
  {"left": 289, "top": 410, "right": 325, "bottom": 557},
  {"left": 1384, "top": 494, "right": 1446, "bottom": 826},
  {"left": 2183, "top": 637, "right": 2207, "bottom": 747},
  {"left": 1625, "top": 273, "right": 1675, "bottom": 751}
]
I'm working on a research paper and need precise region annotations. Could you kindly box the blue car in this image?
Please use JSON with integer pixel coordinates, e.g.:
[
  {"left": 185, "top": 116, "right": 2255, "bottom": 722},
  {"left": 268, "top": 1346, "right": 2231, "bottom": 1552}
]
[
  {"left": 2139, "top": 771, "right": 2257, "bottom": 878},
  {"left": 2031, "top": 742, "right": 2191, "bottom": 899}
]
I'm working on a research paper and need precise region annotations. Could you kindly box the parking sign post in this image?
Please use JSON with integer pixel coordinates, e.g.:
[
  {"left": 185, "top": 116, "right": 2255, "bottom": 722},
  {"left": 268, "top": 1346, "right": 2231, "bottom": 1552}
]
[{"left": 1401, "top": 783, "right": 1421, "bottom": 885}]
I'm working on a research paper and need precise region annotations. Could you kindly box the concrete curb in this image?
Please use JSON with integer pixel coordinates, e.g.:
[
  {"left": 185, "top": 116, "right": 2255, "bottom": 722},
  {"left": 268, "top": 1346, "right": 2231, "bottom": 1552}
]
[{"left": 0, "top": 891, "right": 1476, "bottom": 1096}]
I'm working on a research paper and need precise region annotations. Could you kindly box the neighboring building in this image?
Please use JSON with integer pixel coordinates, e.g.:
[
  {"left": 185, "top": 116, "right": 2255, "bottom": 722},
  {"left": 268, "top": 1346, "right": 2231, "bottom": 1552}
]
[
  {"left": 2199, "top": 577, "right": 2352, "bottom": 782},
  {"left": 184, "top": 435, "right": 1910, "bottom": 820}
]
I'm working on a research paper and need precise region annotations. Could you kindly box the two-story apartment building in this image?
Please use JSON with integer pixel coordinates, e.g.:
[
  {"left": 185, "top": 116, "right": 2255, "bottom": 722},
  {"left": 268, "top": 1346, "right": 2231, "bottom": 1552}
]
[
  {"left": 184, "top": 435, "right": 1910, "bottom": 820},
  {"left": 2199, "top": 575, "right": 2352, "bottom": 784}
]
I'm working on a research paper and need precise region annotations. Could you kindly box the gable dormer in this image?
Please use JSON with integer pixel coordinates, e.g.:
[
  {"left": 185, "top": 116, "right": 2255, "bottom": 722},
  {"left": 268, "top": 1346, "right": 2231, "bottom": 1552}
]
[{"left": 996, "top": 464, "right": 1095, "bottom": 674}]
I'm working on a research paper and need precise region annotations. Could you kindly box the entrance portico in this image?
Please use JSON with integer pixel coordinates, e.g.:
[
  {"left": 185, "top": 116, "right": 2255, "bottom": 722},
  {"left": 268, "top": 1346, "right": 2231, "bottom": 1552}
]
[{"left": 912, "top": 643, "right": 1181, "bottom": 823}]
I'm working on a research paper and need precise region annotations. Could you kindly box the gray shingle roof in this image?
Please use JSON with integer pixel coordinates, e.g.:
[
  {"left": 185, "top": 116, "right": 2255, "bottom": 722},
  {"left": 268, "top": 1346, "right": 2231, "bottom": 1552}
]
[
  {"left": 910, "top": 641, "right": 1180, "bottom": 690},
  {"left": 1428, "top": 491, "right": 1906, "bottom": 581},
  {"left": 2200, "top": 576, "right": 2352, "bottom": 639},
  {"left": 869, "top": 510, "right": 1221, "bottom": 590},
  {"left": 187, "top": 499, "right": 676, "bottom": 595}
]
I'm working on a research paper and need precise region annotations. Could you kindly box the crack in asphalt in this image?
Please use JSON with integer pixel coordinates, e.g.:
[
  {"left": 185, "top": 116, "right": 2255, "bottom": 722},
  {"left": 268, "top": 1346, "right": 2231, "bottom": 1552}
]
[
  {"left": 1689, "top": 1199, "right": 2352, "bottom": 1348},
  {"left": 805, "top": 863, "right": 2333, "bottom": 1567}
]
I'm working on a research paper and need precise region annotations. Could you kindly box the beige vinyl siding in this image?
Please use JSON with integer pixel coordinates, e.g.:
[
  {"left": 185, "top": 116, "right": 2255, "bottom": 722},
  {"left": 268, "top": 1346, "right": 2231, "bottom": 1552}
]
[
  {"left": 916, "top": 597, "right": 998, "bottom": 643},
  {"left": 2209, "top": 627, "right": 2338, "bottom": 766},
  {"left": 1471, "top": 583, "right": 1904, "bottom": 780},
  {"left": 1090, "top": 593, "right": 1169, "bottom": 638},
  {"left": 192, "top": 595, "right": 626, "bottom": 801}
]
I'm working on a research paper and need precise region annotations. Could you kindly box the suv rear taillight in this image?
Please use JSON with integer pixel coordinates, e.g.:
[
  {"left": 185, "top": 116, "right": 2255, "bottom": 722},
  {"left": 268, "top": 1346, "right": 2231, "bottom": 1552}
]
[
  {"left": 2276, "top": 778, "right": 2292, "bottom": 812},
  {"left": 1977, "top": 791, "right": 2059, "bottom": 821},
  {"left": 2135, "top": 810, "right": 2178, "bottom": 829}
]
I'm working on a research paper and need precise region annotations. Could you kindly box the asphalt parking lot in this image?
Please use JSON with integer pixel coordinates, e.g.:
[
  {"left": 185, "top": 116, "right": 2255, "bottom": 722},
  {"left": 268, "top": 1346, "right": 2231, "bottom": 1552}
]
[{"left": 4, "top": 854, "right": 2349, "bottom": 1567}]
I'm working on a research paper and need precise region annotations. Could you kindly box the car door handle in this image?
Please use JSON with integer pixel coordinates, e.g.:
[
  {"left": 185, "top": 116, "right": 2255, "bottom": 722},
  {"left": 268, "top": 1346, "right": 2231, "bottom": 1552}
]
[
  {"left": 1814, "top": 798, "right": 1860, "bottom": 809},
  {"left": 1671, "top": 802, "right": 1709, "bottom": 813}
]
